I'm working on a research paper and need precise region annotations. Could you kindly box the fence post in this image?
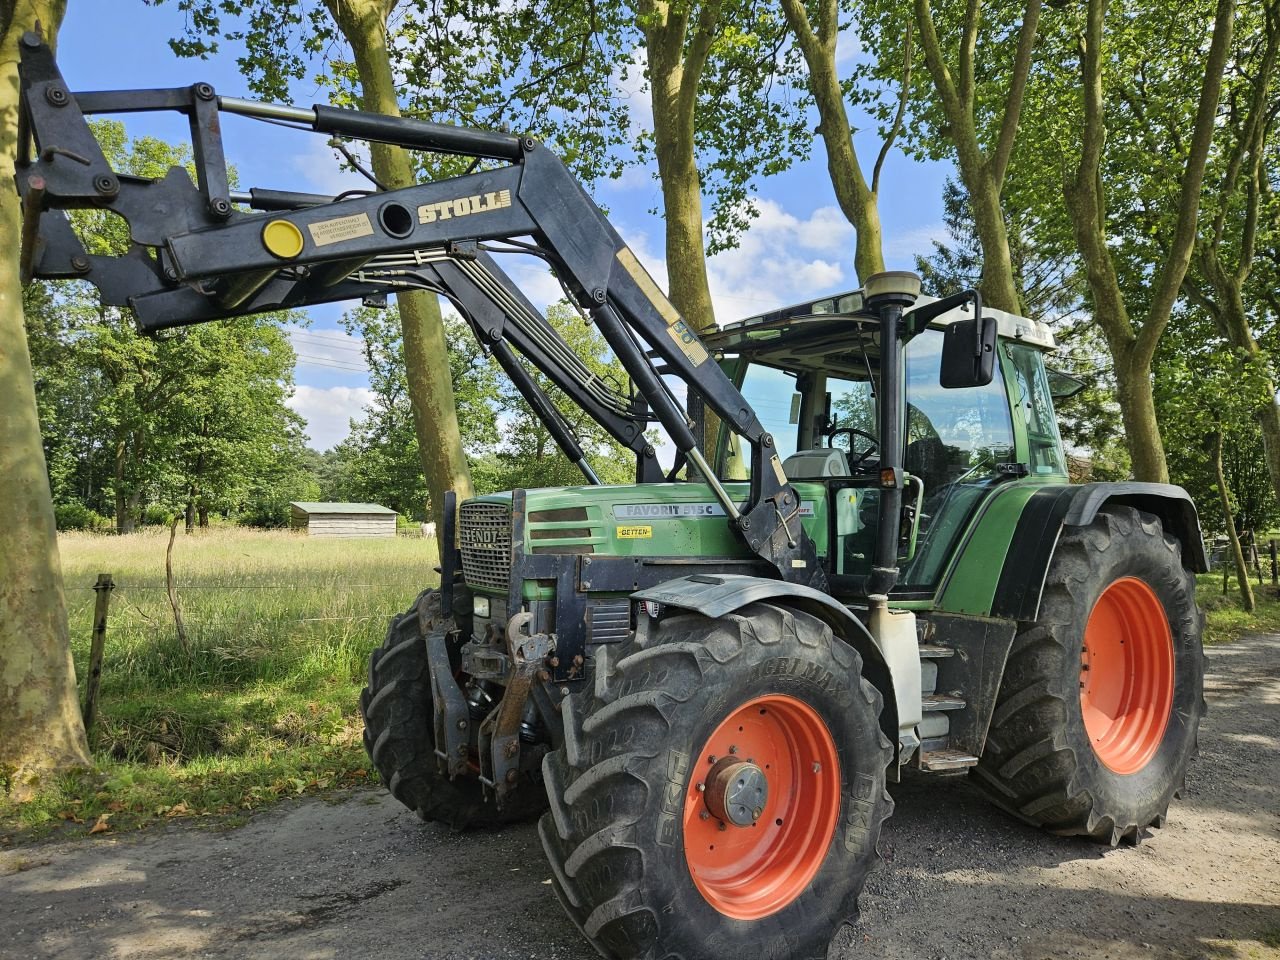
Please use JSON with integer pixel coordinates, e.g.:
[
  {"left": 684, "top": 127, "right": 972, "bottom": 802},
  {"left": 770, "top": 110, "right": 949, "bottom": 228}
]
[
  {"left": 1270, "top": 539, "right": 1277, "bottom": 586},
  {"left": 83, "top": 573, "right": 114, "bottom": 736}
]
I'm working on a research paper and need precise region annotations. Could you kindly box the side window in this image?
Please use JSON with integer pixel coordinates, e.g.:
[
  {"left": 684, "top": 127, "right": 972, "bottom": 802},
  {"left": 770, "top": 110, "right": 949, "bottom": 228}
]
[
  {"left": 1006, "top": 344, "right": 1068, "bottom": 476},
  {"left": 904, "top": 329, "right": 1015, "bottom": 489}
]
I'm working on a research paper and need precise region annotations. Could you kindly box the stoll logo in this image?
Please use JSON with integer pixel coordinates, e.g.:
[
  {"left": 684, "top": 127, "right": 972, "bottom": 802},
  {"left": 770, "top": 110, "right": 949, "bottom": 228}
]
[{"left": 418, "top": 189, "right": 513, "bottom": 224}]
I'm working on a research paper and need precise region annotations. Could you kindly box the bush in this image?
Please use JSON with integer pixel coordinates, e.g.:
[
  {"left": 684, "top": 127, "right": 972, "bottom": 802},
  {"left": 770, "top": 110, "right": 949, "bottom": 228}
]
[
  {"left": 54, "top": 502, "right": 110, "bottom": 532},
  {"left": 141, "top": 504, "right": 180, "bottom": 527}
]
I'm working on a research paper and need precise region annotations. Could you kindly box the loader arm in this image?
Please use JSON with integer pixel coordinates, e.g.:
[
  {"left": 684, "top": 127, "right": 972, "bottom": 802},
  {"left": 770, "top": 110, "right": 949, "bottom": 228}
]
[{"left": 14, "top": 34, "right": 824, "bottom": 588}]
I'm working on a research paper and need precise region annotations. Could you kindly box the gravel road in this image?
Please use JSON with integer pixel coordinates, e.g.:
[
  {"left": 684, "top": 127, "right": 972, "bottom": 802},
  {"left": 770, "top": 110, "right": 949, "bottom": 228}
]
[{"left": 2, "top": 634, "right": 1277, "bottom": 960}]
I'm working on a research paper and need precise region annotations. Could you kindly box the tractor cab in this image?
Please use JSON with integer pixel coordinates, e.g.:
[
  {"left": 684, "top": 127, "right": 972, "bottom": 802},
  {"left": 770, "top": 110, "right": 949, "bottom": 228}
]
[{"left": 703, "top": 292, "right": 1068, "bottom": 597}]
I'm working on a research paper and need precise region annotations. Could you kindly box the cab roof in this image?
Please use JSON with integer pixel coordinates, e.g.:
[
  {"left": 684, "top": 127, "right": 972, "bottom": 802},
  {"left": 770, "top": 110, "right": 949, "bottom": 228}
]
[{"left": 705, "top": 289, "right": 1056, "bottom": 370}]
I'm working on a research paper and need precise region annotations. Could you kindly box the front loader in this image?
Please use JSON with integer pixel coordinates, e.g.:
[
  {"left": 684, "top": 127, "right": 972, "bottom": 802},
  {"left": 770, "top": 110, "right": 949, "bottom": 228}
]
[{"left": 16, "top": 37, "right": 1208, "bottom": 960}]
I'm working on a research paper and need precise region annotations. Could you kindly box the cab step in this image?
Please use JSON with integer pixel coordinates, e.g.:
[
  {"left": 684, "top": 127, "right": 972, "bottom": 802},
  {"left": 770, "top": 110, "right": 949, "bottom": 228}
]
[
  {"left": 920, "top": 693, "right": 966, "bottom": 711},
  {"left": 919, "top": 748, "right": 979, "bottom": 772},
  {"left": 918, "top": 644, "right": 955, "bottom": 658}
]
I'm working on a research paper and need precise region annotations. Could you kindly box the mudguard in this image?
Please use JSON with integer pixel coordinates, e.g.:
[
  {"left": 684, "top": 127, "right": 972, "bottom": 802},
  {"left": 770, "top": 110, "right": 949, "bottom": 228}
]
[
  {"left": 991, "top": 482, "right": 1209, "bottom": 623},
  {"left": 632, "top": 574, "right": 904, "bottom": 751}
]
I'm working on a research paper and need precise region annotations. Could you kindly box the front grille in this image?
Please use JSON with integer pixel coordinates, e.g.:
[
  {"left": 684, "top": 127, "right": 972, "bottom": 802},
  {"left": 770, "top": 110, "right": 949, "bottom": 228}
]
[{"left": 459, "top": 501, "right": 512, "bottom": 591}]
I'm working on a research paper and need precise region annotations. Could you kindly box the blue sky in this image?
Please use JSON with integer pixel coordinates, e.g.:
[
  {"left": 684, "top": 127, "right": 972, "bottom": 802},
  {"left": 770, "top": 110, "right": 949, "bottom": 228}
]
[{"left": 58, "top": 4, "right": 953, "bottom": 452}]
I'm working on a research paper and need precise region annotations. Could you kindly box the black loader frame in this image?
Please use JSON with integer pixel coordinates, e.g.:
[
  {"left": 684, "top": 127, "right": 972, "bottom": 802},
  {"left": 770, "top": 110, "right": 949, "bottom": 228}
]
[{"left": 14, "top": 33, "right": 829, "bottom": 588}]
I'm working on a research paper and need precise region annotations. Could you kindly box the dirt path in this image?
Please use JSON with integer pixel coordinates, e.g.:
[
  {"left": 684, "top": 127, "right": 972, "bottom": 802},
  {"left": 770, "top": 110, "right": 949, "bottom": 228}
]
[{"left": 2, "top": 635, "right": 1277, "bottom": 960}]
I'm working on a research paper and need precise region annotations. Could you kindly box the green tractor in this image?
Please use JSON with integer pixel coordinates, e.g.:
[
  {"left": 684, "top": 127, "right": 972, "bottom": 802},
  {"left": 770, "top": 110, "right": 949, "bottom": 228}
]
[
  {"left": 18, "top": 39, "right": 1206, "bottom": 960},
  {"left": 364, "top": 280, "right": 1206, "bottom": 959}
]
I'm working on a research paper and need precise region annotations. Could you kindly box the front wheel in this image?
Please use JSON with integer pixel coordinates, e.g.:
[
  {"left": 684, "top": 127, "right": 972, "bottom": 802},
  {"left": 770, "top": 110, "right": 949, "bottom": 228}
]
[
  {"left": 539, "top": 602, "right": 893, "bottom": 959},
  {"left": 973, "top": 506, "right": 1205, "bottom": 843}
]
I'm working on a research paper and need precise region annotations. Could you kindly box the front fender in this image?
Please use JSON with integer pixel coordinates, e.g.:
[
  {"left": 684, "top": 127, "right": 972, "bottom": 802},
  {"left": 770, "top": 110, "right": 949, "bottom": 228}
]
[{"left": 632, "top": 574, "right": 904, "bottom": 753}]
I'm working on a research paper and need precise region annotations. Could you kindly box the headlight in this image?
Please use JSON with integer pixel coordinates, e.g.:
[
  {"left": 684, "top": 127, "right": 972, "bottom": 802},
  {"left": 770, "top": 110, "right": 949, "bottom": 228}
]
[{"left": 473, "top": 595, "right": 491, "bottom": 619}]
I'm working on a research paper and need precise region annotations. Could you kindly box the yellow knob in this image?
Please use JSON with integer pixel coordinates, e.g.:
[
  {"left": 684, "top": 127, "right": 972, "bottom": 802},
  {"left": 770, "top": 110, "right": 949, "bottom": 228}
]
[{"left": 262, "top": 219, "right": 304, "bottom": 259}]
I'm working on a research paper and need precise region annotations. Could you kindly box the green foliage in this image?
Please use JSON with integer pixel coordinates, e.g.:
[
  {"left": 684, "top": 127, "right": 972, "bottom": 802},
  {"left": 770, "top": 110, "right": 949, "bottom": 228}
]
[
  {"left": 25, "top": 121, "right": 314, "bottom": 531},
  {"left": 1156, "top": 313, "right": 1279, "bottom": 538},
  {"left": 52, "top": 503, "right": 110, "bottom": 532}
]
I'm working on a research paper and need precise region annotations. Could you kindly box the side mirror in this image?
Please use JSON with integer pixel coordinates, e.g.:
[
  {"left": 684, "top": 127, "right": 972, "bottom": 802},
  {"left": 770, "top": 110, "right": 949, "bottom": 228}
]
[{"left": 939, "top": 311, "right": 996, "bottom": 388}]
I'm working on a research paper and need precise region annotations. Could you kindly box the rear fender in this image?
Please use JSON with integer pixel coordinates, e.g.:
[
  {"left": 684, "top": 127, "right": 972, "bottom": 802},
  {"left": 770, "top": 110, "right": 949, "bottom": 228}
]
[
  {"left": 632, "top": 575, "right": 903, "bottom": 755},
  {"left": 993, "top": 482, "right": 1208, "bottom": 622}
]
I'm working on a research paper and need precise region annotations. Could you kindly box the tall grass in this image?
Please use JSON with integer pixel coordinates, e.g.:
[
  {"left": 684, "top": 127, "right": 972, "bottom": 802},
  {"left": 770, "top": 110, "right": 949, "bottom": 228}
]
[{"left": 2, "top": 528, "right": 437, "bottom": 837}]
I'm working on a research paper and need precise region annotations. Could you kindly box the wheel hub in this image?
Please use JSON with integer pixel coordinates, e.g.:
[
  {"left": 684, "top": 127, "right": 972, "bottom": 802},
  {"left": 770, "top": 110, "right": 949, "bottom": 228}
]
[{"left": 704, "top": 757, "right": 768, "bottom": 827}]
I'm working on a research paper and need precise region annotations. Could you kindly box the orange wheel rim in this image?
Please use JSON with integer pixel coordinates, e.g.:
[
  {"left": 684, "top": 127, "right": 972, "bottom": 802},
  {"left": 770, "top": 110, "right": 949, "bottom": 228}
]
[
  {"left": 683, "top": 694, "right": 841, "bottom": 920},
  {"left": 1080, "top": 577, "right": 1174, "bottom": 775}
]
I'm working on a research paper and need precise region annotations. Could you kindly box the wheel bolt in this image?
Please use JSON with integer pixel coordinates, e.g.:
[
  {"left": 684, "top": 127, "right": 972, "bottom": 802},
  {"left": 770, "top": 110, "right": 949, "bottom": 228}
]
[
  {"left": 700, "top": 811, "right": 710, "bottom": 820},
  {"left": 708, "top": 755, "right": 717, "bottom": 764},
  {"left": 729, "top": 745, "right": 738, "bottom": 755},
  {"left": 696, "top": 782, "right": 705, "bottom": 792},
  {"left": 718, "top": 822, "right": 727, "bottom": 831},
  {"left": 812, "top": 762, "right": 822, "bottom": 774}
]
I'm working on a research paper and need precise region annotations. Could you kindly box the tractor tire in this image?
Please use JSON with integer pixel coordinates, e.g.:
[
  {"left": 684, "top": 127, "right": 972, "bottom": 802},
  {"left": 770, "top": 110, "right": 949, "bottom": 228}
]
[
  {"left": 360, "top": 588, "right": 546, "bottom": 829},
  {"left": 973, "top": 506, "right": 1205, "bottom": 844},
  {"left": 539, "top": 602, "right": 893, "bottom": 960}
]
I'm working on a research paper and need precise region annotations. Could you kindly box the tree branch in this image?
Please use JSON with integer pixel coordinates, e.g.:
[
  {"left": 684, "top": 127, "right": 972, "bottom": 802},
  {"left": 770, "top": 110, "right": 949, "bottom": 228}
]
[
  {"left": 1136, "top": 0, "right": 1236, "bottom": 370},
  {"left": 958, "top": 0, "right": 980, "bottom": 113},
  {"left": 873, "top": 21, "right": 913, "bottom": 195},
  {"left": 991, "top": 0, "right": 1042, "bottom": 188},
  {"left": 679, "top": 0, "right": 723, "bottom": 118}
]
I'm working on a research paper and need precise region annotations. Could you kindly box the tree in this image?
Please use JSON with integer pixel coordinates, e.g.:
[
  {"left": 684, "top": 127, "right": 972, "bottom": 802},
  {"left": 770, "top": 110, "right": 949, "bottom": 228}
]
[
  {"left": 0, "top": 0, "right": 92, "bottom": 796},
  {"left": 1156, "top": 312, "right": 1274, "bottom": 611},
  {"left": 1182, "top": 1, "right": 1280, "bottom": 502},
  {"left": 779, "top": 0, "right": 912, "bottom": 281},
  {"left": 1056, "top": 0, "right": 1236, "bottom": 482},
  {"left": 854, "top": 0, "right": 1043, "bottom": 312}
]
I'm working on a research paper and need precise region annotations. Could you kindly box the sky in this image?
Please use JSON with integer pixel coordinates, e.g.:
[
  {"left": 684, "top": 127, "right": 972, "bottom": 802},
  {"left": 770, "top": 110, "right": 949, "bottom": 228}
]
[{"left": 57, "top": 3, "right": 954, "bottom": 453}]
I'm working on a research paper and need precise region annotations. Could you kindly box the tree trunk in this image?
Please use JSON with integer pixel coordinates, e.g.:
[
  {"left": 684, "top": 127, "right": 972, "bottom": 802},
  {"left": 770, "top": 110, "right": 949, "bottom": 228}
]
[
  {"left": 779, "top": 0, "right": 886, "bottom": 283},
  {"left": 1213, "top": 430, "right": 1255, "bottom": 612},
  {"left": 0, "top": 0, "right": 91, "bottom": 799},
  {"left": 643, "top": 1, "right": 722, "bottom": 453},
  {"left": 1113, "top": 343, "right": 1169, "bottom": 483},
  {"left": 324, "top": 0, "right": 474, "bottom": 531}
]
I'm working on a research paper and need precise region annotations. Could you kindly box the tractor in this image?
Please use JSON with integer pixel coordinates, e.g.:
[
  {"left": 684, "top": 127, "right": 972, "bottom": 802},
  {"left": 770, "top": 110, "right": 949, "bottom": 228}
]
[{"left": 16, "top": 36, "right": 1206, "bottom": 960}]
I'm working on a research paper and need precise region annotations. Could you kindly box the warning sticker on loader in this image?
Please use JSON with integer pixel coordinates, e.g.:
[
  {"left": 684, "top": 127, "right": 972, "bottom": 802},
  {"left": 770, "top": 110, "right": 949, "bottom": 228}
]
[
  {"left": 615, "top": 247, "right": 709, "bottom": 366},
  {"left": 307, "top": 212, "right": 374, "bottom": 246},
  {"left": 616, "top": 525, "right": 653, "bottom": 539}
]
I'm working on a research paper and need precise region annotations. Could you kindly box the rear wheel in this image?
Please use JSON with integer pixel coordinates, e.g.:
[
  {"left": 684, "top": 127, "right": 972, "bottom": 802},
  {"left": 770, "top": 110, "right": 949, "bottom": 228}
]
[
  {"left": 539, "top": 602, "right": 893, "bottom": 959},
  {"left": 360, "top": 589, "right": 545, "bottom": 829},
  {"left": 973, "top": 506, "right": 1205, "bottom": 843}
]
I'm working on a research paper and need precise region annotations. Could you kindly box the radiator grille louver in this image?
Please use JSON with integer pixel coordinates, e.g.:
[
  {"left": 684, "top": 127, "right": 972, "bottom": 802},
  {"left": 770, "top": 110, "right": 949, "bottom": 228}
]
[{"left": 459, "top": 501, "right": 512, "bottom": 591}]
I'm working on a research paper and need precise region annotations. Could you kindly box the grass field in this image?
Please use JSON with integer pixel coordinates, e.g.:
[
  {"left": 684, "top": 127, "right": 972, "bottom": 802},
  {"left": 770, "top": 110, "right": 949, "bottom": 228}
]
[
  {"left": 1, "top": 527, "right": 438, "bottom": 838},
  {"left": 2, "top": 528, "right": 1273, "bottom": 839}
]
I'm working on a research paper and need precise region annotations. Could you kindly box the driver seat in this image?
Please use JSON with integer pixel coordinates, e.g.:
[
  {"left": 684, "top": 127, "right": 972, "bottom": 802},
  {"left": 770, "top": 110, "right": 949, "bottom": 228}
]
[{"left": 781, "top": 448, "right": 851, "bottom": 479}]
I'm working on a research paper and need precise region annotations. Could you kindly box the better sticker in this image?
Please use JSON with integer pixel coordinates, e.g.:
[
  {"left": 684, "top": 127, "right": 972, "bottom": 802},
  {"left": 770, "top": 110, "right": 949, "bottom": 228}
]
[{"left": 617, "top": 525, "right": 653, "bottom": 539}]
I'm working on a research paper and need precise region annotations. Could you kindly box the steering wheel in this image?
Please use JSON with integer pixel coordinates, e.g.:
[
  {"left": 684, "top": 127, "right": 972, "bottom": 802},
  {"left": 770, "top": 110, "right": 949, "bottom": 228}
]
[{"left": 828, "top": 428, "right": 879, "bottom": 468}]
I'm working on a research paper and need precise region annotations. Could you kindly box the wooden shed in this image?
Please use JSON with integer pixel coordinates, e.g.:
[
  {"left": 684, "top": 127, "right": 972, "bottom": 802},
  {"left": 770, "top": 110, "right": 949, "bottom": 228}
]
[{"left": 289, "top": 502, "right": 397, "bottom": 538}]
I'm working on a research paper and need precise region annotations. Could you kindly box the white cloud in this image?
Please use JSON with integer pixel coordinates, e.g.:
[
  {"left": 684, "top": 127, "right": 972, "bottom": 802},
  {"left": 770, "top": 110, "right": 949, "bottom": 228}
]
[
  {"left": 883, "top": 221, "right": 949, "bottom": 266},
  {"left": 612, "top": 47, "right": 653, "bottom": 139},
  {"left": 704, "top": 199, "right": 856, "bottom": 321},
  {"left": 287, "top": 385, "right": 374, "bottom": 451}
]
